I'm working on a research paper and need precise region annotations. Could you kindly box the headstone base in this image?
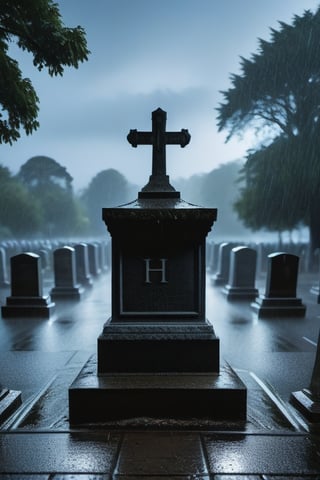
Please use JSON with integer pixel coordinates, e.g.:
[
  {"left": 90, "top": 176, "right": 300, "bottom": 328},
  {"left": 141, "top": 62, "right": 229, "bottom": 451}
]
[
  {"left": 68, "top": 356, "right": 246, "bottom": 425},
  {"left": 291, "top": 389, "right": 320, "bottom": 422},
  {"left": 50, "top": 286, "right": 83, "bottom": 301},
  {"left": 1, "top": 296, "right": 55, "bottom": 318},
  {"left": 97, "top": 320, "right": 219, "bottom": 373},
  {"left": 251, "top": 296, "right": 306, "bottom": 317},
  {"left": 222, "top": 285, "right": 259, "bottom": 301},
  {"left": 0, "top": 388, "right": 22, "bottom": 424}
]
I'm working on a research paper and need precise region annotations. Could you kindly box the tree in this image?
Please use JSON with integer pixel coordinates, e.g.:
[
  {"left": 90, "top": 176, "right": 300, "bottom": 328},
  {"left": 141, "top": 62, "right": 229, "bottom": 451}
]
[
  {"left": 174, "top": 161, "right": 251, "bottom": 240},
  {"left": 18, "top": 155, "right": 72, "bottom": 191},
  {"left": 17, "top": 156, "right": 87, "bottom": 236},
  {"left": 216, "top": 8, "right": 320, "bottom": 252},
  {"left": 0, "top": 164, "right": 42, "bottom": 236},
  {"left": 0, "top": 0, "right": 89, "bottom": 144},
  {"left": 81, "top": 169, "right": 132, "bottom": 234},
  {"left": 234, "top": 138, "right": 305, "bottom": 236}
]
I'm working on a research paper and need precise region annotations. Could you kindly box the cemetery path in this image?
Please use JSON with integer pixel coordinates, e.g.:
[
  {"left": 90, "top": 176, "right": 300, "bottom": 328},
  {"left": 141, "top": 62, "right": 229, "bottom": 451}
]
[{"left": 0, "top": 271, "right": 320, "bottom": 476}]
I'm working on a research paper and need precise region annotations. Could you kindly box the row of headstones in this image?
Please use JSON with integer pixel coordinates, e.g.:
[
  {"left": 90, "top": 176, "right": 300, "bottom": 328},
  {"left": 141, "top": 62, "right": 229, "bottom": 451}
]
[
  {"left": 0, "top": 240, "right": 111, "bottom": 319},
  {"left": 211, "top": 242, "right": 320, "bottom": 420},
  {"left": 0, "top": 239, "right": 111, "bottom": 288},
  {"left": 207, "top": 240, "right": 320, "bottom": 276},
  {"left": 207, "top": 241, "right": 307, "bottom": 318}
]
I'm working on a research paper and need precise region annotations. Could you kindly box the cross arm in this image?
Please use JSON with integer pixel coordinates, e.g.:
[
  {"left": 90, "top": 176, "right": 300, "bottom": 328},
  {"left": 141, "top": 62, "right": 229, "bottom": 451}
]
[
  {"left": 166, "top": 129, "right": 191, "bottom": 147},
  {"left": 127, "top": 129, "right": 153, "bottom": 148}
]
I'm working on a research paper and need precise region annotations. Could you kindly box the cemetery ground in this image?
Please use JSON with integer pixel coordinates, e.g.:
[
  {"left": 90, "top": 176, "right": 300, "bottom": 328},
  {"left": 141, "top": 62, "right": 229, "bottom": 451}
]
[{"left": 1, "top": 265, "right": 320, "bottom": 477}]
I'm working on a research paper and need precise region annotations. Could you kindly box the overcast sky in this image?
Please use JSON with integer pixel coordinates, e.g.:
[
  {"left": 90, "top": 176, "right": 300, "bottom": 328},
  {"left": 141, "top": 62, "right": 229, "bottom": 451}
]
[{"left": 2, "top": 0, "right": 320, "bottom": 192}]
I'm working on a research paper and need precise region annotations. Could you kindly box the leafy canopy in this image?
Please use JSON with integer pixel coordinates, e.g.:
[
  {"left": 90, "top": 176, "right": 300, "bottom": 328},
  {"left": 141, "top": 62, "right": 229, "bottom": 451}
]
[
  {"left": 217, "top": 8, "right": 320, "bottom": 143},
  {"left": 216, "top": 7, "right": 320, "bottom": 243},
  {"left": 0, "top": 0, "right": 89, "bottom": 144},
  {"left": 18, "top": 155, "right": 73, "bottom": 191}
]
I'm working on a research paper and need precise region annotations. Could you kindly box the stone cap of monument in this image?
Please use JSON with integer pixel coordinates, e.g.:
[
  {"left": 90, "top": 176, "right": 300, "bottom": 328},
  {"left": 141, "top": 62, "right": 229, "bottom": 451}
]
[{"left": 102, "top": 198, "right": 217, "bottom": 244}]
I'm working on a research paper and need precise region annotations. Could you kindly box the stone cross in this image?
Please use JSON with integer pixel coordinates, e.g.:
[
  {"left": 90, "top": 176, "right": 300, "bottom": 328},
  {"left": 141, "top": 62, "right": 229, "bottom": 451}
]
[{"left": 127, "top": 108, "right": 190, "bottom": 178}]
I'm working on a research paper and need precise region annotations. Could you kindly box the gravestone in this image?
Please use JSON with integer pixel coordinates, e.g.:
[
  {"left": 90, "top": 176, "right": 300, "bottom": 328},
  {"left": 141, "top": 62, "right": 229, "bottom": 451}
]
[
  {"left": 69, "top": 108, "right": 246, "bottom": 424},
  {"left": 212, "top": 242, "right": 234, "bottom": 286},
  {"left": 223, "top": 246, "right": 258, "bottom": 301},
  {"left": 251, "top": 252, "right": 306, "bottom": 317},
  {"left": 291, "top": 329, "right": 320, "bottom": 421},
  {"left": 0, "top": 247, "right": 9, "bottom": 287},
  {"left": 1, "top": 253, "right": 55, "bottom": 318},
  {"left": 50, "top": 246, "right": 83, "bottom": 301},
  {"left": 74, "top": 243, "right": 93, "bottom": 288},
  {"left": 38, "top": 249, "right": 51, "bottom": 272},
  {"left": 87, "top": 243, "right": 101, "bottom": 276},
  {"left": 310, "top": 258, "right": 320, "bottom": 303}
]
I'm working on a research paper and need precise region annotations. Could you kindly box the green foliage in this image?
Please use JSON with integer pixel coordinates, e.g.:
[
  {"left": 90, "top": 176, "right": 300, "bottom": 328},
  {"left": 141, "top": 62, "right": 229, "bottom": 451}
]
[
  {"left": 17, "top": 156, "right": 88, "bottom": 236},
  {"left": 0, "top": 164, "right": 43, "bottom": 236},
  {"left": 217, "top": 8, "right": 320, "bottom": 142},
  {"left": 234, "top": 137, "right": 305, "bottom": 233},
  {"left": 0, "top": 0, "right": 89, "bottom": 143},
  {"left": 81, "top": 169, "right": 132, "bottom": 234},
  {"left": 216, "top": 7, "right": 320, "bottom": 247},
  {"left": 18, "top": 155, "right": 73, "bottom": 191}
]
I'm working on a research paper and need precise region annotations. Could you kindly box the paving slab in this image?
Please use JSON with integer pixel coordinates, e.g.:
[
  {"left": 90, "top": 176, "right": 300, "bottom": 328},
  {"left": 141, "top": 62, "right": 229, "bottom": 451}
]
[
  {"left": 203, "top": 433, "right": 320, "bottom": 475},
  {"left": 114, "top": 432, "right": 208, "bottom": 476},
  {"left": 0, "top": 432, "right": 121, "bottom": 474}
]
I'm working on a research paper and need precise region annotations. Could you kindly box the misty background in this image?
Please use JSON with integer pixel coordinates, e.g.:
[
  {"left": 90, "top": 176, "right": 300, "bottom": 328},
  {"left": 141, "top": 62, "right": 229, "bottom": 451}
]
[{"left": 0, "top": 1, "right": 318, "bottom": 243}]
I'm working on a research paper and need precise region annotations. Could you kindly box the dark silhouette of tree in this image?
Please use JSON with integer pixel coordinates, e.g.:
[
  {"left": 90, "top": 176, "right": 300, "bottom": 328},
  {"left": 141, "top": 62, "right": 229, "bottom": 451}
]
[
  {"left": 0, "top": 165, "right": 42, "bottom": 236},
  {"left": 81, "top": 169, "right": 132, "bottom": 234},
  {"left": 0, "top": 0, "right": 89, "bottom": 144},
  {"left": 18, "top": 155, "right": 72, "bottom": 191},
  {"left": 217, "top": 8, "right": 320, "bottom": 252},
  {"left": 17, "top": 156, "right": 87, "bottom": 236},
  {"left": 234, "top": 138, "right": 305, "bottom": 235}
]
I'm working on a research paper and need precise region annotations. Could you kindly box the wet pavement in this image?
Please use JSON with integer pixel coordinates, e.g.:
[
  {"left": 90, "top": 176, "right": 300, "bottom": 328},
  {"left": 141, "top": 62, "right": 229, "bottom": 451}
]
[{"left": 1, "top": 270, "right": 320, "bottom": 477}]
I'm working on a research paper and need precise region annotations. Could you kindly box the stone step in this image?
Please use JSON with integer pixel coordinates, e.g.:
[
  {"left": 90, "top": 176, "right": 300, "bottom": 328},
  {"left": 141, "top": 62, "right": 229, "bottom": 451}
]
[{"left": 69, "top": 357, "right": 246, "bottom": 425}]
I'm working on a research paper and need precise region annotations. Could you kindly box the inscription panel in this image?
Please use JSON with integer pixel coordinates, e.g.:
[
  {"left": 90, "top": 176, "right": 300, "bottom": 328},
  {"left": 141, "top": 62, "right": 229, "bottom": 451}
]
[{"left": 119, "top": 246, "right": 201, "bottom": 317}]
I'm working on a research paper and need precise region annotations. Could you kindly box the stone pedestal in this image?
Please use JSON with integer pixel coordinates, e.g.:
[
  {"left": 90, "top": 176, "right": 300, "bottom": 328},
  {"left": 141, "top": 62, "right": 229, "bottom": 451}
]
[{"left": 97, "top": 198, "right": 220, "bottom": 373}]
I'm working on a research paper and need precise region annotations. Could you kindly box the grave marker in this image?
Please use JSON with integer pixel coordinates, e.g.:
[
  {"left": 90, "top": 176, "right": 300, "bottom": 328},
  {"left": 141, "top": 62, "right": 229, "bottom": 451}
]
[
  {"left": 87, "top": 243, "right": 101, "bottom": 276},
  {"left": 50, "top": 246, "right": 83, "bottom": 301},
  {"left": 69, "top": 108, "right": 246, "bottom": 424},
  {"left": 1, "top": 252, "right": 55, "bottom": 318},
  {"left": 0, "top": 247, "right": 9, "bottom": 287},
  {"left": 74, "top": 243, "right": 93, "bottom": 288},
  {"left": 223, "top": 246, "right": 258, "bottom": 301},
  {"left": 251, "top": 252, "right": 306, "bottom": 317},
  {"left": 212, "top": 242, "right": 234, "bottom": 286}
]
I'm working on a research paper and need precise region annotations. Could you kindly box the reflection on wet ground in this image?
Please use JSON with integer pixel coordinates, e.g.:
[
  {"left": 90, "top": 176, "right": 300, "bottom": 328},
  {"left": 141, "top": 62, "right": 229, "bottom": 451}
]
[{"left": 1, "top": 271, "right": 320, "bottom": 475}]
